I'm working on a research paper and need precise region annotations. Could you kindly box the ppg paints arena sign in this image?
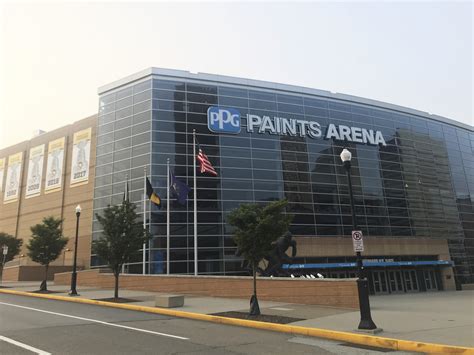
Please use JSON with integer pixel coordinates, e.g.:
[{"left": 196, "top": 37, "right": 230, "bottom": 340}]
[{"left": 207, "top": 106, "right": 387, "bottom": 146}]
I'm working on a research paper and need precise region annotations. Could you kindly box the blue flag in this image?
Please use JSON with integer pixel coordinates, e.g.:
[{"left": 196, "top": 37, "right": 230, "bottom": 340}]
[{"left": 170, "top": 172, "right": 190, "bottom": 205}]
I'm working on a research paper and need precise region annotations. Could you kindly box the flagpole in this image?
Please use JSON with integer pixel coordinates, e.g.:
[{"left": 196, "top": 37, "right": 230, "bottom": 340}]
[
  {"left": 193, "top": 129, "right": 197, "bottom": 276},
  {"left": 122, "top": 174, "right": 128, "bottom": 275},
  {"left": 124, "top": 174, "right": 128, "bottom": 203},
  {"left": 148, "top": 237, "right": 151, "bottom": 275},
  {"left": 166, "top": 158, "right": 170, "bottom": 275},
  {"left": 122, "top": 174, "right": 128, "bottom": 274},
  {"left": 143, "top": 166, "right": 146, "bottom": 275}
]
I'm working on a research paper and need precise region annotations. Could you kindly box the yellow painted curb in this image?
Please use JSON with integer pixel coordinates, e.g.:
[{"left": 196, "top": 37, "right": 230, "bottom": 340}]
[{"left": 0, "top": 288, "right": 472, "bottom": 354}]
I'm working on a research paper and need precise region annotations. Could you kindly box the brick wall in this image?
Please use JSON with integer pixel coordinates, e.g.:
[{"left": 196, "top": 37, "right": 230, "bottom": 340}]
[
  {"left": 3, "top": 265, "right": 74, "bottom": 281},
  {"left": 54, "top": 269, "right": 359, "bottom": 308}
]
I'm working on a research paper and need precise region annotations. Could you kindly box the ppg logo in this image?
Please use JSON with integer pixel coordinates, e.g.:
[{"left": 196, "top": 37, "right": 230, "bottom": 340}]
[{"left": 207, "top": 106, "right": 241, "bottom": 134}]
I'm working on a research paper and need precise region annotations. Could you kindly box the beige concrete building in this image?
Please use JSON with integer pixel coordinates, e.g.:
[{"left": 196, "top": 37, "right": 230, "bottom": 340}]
[{"left": 0, "top": 115, "right": 97, "bottom": 280}]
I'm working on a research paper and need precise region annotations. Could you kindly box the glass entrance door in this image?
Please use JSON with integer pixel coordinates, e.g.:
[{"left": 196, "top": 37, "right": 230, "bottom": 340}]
[
  {"left": 403, "top": 270, "right": 419, "bottom": 292},
  {"left": 372, "top": 270, "right": 389, "bottom": 294},
  {"left": 423, "top": 270, "right": 438, "bottom": 291},
  {"left": 388, "top": 270, "right": 404, "bottom": 293}
]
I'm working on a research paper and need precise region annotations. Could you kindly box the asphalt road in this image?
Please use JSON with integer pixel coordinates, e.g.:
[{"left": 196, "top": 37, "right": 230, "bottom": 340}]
[{"left": 0, "top": 293, "right": 413, "bottom": 355}]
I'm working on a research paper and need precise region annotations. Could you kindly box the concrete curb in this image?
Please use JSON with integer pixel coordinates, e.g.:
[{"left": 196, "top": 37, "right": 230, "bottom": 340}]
[{"left": 1, "top": 288, "right": 472, "bottom": 354}]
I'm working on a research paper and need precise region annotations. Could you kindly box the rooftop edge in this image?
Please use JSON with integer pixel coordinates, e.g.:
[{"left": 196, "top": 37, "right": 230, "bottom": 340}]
[{"left": 97, "top": 67, "right": 473, "bottom": 132}]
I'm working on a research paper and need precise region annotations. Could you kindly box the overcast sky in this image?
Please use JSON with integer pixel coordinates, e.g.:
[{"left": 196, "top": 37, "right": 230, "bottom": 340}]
[{"left": 0, "top": 1, "right": 472, "bottom": 150}]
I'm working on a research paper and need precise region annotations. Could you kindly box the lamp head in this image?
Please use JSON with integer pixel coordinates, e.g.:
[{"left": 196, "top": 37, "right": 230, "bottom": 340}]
[
  {"left": 75, "top": 205, "right": 82, "bottom": 215},
  {"left": 340, "top": 148, "right": 352, "bottom": 163}
]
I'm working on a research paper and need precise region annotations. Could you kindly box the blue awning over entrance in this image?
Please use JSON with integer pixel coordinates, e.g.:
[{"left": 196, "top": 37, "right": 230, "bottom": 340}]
[{"left": 281, "top": 260, "right": 452, "bottom": 269}]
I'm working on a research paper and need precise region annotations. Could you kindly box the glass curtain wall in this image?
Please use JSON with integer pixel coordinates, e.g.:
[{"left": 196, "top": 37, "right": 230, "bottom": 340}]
[
  {"left": 92, "top": 79, "right": 152, "bottom": 273},
  {"left": 92, "top": 74, "right": 474, "bottom": 284}
]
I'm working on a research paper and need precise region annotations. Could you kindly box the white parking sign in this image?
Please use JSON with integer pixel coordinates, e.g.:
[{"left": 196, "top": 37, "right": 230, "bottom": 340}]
[{"left": 352, "top": 230, "right": 364, "bottom": 252}]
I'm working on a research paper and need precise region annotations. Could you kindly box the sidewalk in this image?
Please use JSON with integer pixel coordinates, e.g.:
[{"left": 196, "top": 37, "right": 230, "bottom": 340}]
[{"left": 1, "top": 281, "right": 473, "bottom": 348}]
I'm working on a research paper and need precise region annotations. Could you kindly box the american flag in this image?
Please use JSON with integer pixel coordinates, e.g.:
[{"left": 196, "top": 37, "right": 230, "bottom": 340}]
[{"left": 197, "top": 144, "right": 217, "bottom": 176}]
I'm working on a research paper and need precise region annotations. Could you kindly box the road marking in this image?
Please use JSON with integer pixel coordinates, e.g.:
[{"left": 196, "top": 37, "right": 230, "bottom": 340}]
[
  {"left": 0, "top": 335, "right": 51, "bottom": 355},
  {"left": 0, "top": 301, "right": 189, "bottom": 340}
]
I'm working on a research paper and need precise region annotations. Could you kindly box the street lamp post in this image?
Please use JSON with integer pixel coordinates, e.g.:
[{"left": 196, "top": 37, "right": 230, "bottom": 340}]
[
  {"left": 1, "top": 245, "right": 8, "bottom": 283},
  {"left": 69, "top": 205, "right": 81, "bottom": 296},
  {"left": 340, "top": 148, "right": 378, "bottom": 330}
]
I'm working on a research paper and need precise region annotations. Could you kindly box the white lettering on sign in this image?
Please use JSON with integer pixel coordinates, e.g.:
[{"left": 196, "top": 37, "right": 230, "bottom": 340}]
[
  {"left": 209, "top": 108, "right": 240, "bottom": 130},
  {"left": 246, "top": 115, "right": 322, "bottom": 139},
  {"left": 325, "top": 124, "right": 386, "bottom": 146},
  {"left": 207, "top": 106, "right": 387, "bottom": 147},
  {"left": 250, "top": 116, "right": 386, "bottom": 146}
]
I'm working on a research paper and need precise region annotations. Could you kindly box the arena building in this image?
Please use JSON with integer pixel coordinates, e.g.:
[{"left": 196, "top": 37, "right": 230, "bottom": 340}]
[
  {"left": 0, "top": 116, "right": 96, "bottom": 280},
  {"left": 1, "top": 67, "right": 473, "bottom": 295}
]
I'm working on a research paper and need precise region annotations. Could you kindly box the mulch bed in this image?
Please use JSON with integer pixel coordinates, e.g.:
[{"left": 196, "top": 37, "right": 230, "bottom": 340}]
[
  {"left": 210, "top": 311, "right": 305, "bottom": 324},
  {"left": 94, "top": 297, "right": 141, "bottom": 303},
  {"left": 0, "top": 286, "right": 12, "bottom": 289},
  {"left": 340, "top": 343, "right": 395, "bottom": 353}
]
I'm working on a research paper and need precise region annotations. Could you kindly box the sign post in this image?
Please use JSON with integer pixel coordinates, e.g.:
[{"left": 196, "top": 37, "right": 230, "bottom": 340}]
[
  {"left": 1, "top": 245, "right": 8, "bottom": 284},
  {"left": 352, "top": 230, "right": 364, "bottom": 252}
]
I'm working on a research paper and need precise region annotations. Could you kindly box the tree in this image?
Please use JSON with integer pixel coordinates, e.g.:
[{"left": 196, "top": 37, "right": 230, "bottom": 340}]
[
  {"left": 27, "top": 217, "right": 68, "bottom": 291},
  {"left": 0, "top": 232, "right": 23, "bottom": 281},
  {"left": 228, "top": 199, "right": 293, "bottom": 315},
  {"left": 94, "top": 199, "right": 149, "bottom": 299}
]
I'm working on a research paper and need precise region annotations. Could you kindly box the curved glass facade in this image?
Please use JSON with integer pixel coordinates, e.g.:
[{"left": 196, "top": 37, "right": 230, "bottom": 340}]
[{"left": 92, "top": 70, "right": 474, "bottom": 286}]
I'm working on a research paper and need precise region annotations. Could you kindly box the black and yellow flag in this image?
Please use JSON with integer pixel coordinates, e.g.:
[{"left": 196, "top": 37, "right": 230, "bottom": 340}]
[{"left": 146, "top": 177, "right": 161, "bottom": 208}]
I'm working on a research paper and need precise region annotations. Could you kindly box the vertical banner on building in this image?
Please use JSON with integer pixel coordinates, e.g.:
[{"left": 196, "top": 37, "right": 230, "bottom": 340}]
[
  {"left": 70, "top": 127, "right": 91, "bottom": 187},
  {"left": 25, "top": 144, "right": 45, "bottom": 198},
  {"left": 4, "top": 152, "right": 23, "bottom": 203},
  {"left": 0, "top": 158, "right": 5, "bottom": 194},
  {"left": 45, "top": 137, "right": 65, "bottom": 193}
]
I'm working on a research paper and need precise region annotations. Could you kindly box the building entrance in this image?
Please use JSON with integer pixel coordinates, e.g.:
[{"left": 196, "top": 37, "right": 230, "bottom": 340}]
[
  {"left": 283, "top": 258, "right": 450, "bottom": 294},
  {"left": 387, "top": 270, "right": 404, "bottom": 293},
  {"left": 369, "top": 269, "right": 432, "bottom": 294},
  {"left": 371, "top": 270, "right": 389, "bottom": 294},
  {"left": 423, "top": 269, "right": 438, "bottom": 291},
  {"left": 403, "top": 269, "right": 419, "bottom": 292}
]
